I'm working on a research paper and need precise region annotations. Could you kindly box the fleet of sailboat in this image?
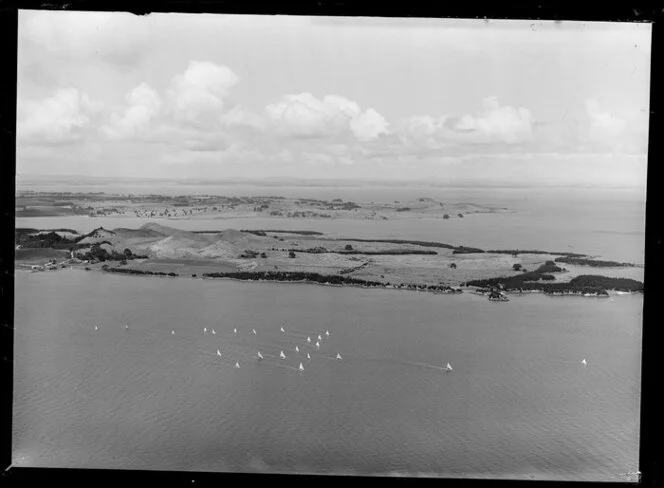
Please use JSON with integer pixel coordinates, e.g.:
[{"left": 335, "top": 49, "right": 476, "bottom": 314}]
[{"left": 91, "top": 321, "right": 592, "bottom": 377}]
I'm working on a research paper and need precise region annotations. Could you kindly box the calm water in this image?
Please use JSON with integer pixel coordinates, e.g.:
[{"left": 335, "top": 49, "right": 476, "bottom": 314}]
[{"left": 13, "top": 270, "right": 642, "bottom": 480}]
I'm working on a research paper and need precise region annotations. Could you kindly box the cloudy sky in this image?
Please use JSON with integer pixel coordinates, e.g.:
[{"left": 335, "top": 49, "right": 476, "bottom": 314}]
[{"left": 16, "top": 11, "right": 651, "bottom": 186}]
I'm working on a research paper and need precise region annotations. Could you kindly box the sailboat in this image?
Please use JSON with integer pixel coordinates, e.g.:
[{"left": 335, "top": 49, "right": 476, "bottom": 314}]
[
  {"left": 307, "top": 353, "right": 311, "bottom": 360},
  {"left": 315, "top": 341, "right": 320, "bottom": 349},
  {"left": 317, "top": 335, "right": 322, "bottom": 341},
  {"left": 298, "top": 362, "right": 304, "bottom": 372},
  {"left": 125, "top": 324, "right": 129, "bottom": 330},
  {"left": 171, "top": 330, "right": 175, "bottom": 335},
  {"left": 336, "top": 353, "right": 342, "bottom": 360},
  {"left": 212, "top": 329, "right": 216, "bottom": 335},
  {"left": 325, "top": 330, "right": 330, "bottom": 337},
  {"left": 257, "top": 352, "right": 264, "bottom": 360},
  {"left": 233, "top": 328, "right": 237, "bottom": 334},
  {"left": 280, "top": 326, "right": 285, "bottom": 333},
  {"left": 280, "top": 351, "right": 286, "bottom": 359},
  {"left": 235, "top": 361, "right": 240, "bottom": 368},
  {"left": 582, "top": 359, "right": 587, "bottom": 366},
  {"left": 295, "top": 345, "right": 299, "bottom": 353},
  {"left": 306, "top": 336, "right": 311, "bottom": 343},
  {"left": 217, "top": 349, "right": 222, "bottom": 357},
  {"left": 94, "top": 325, "right": 98, "bottom": 331},
  {"left": 444, "top": 362, "right": 453, "bottom": 372},
  {"left": 252, "top": 329, "right": 257, "bottom": 335},
  {"left": 204, "top": 327, "right": 207, "bottom": 333}
]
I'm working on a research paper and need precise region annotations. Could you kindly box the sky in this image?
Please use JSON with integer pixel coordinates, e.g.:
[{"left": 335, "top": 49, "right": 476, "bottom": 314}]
[{"left": 16, "top": 11, "right": 651, "bottom": 187}]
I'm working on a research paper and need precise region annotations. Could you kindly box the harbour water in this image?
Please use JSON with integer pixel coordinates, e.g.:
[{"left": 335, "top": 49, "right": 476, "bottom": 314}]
[{"left": 13, "top": 269, "right": 642, "bottom": 480}]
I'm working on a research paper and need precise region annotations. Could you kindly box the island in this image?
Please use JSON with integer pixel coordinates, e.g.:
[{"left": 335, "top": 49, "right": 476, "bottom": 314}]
[{"left": 14, "top": 191, "right": 644, "bottom": 299}]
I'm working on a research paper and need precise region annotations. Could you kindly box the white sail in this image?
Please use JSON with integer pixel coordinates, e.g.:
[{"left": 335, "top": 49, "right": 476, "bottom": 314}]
[
  {"left": 212, "top": 329, "right": 216, "bottom": 335},
  {"left": 252, "top": 329, "right": 257, "bottom": 335},
  {"left": 315, "top": 341, "right": 320, "bottom": 349},
  {"left": 204, "top": 327, "right": 207, "bottom": 333},
  {"left": 233, "top": 328, "right": 237, "bottom": 334},
  {"left": 217, "top": 349, "right": 221, "bottom": 357},
  {"left": 445, "top": 362, "right": 452, "bottom": 371},
  {"left": 94, "top": 326, "right": 98, "bottom": 331},
  {"left": 257, "top": 352, "right": 263, "bottom": 360},
  {"left": 280, "top": 326, "right": 285, "bottom": 333},
  {"left": 295, "top": 346, "right": 299, "bottom": 352},
  {"left": 235, "top": 361, "right": 240, "bottom": 368},
  {"left": 325, "top": 330, "right": 330, "bottom": 337},
  {"left": 280, "top": 351, "right": 286, "bottom": 359},
  {"left": 307, "top": 353, "right": 311, "bottom": 359},
  {"left": 171, "top": 330, "right": 175, "bottom": 335},
  {"left": 299, "top": 363, "right": 304, "bottom": 371},
  {"left": 306, "top": 336, "right": 311, "bottom": 343},
  {"left": 318, "top": 335, "right": 322, "bottom": 341},
  {"left": 336, "top": 353, "right": 342, "bottom": 360},
  {"left": 582, "top": 359, "right": 587, "bottom": 366}
]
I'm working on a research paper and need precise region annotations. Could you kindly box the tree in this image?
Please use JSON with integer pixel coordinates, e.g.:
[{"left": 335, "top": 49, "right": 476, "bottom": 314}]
[
  {"left": 288, "top": 251, "right": 296, "bottom": 258},
  {"left": 449, "top": 263, "right": 457, "bottom": 269},
  {"left": 443, "top": 214, "right": 450, "bottom": 219},
  {"left": 344, "top": 244, "right": 353, "bottom": 251},
  {"left": 512, "top": 263, "right": 522, "bottom": 271},
  {"left": 260, "top": 252, "right": 267, "bottom": 258},
  {"left": 123, "top": 248, "right": 133, "bottom": 257}
]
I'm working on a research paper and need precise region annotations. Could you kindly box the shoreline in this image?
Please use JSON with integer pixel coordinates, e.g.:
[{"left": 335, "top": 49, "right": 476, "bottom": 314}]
[{"left": 18, "top": 265, "right": 643, "bottom": 300}]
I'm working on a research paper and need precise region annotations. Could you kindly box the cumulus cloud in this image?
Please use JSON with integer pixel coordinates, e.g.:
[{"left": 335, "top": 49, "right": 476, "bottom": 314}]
[
  {"left": 454, "top": 96, "right": 533, "bottom": 143},
  {"left": 17, "top": 87, "right": 103, "bottom": 145},
  {"left": 400, "top": 96, "right": 533, "bottom": 147},
  {"left": 102, "top": 83, "right": 162, "bottom": 139},
  {"left": 585, "top": 99, "right": 627, "bottom": 145},
  {"left": 264, "top": 92, "right": 389, "bottom": 141},
  {"left": 166, "top": 61, "right": 239, "bottom": 126}
]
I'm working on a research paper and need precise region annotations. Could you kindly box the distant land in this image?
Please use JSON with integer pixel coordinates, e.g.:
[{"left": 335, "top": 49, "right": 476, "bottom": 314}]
[
  {"left": 15, "top": 191, "right": 644, "bottom": 299},
  {"left": 16, "top": 173, "right": 648, "bottom": 190}
]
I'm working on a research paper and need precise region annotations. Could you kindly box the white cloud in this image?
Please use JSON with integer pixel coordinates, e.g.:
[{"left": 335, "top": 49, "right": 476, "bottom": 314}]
[
  {"left": 219, "top": 106, "right": 267, "bottom": 130},
  {"left": 350, "top": 108, "right": 390, "bottom": 141},
  {"left": 167, "top": 61, "right": 239, "bottom": 125},
  {"left": 264, "top": 92, "right": 388, "bottom": 141},
  {"left": 102, "top": 83, "right": 162, "bottom": 139},
  {"left": 17, "top": 87, "right": 103, "bottom": 145},
  {"left": 585, "top": 99, "right": 627, "bottom": 144},
  {"left": 400, "top": 96, "right": 533, "bottom": 147},
  {"left": 453, "top": 96, "right": 533, "bottom": 143}
]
